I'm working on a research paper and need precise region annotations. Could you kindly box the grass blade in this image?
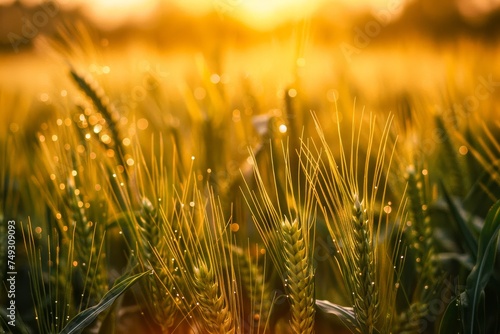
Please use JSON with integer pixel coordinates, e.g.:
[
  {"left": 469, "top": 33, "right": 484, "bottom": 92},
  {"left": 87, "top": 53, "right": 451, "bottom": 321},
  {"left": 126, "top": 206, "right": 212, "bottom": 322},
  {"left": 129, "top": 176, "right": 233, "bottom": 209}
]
[
  {"left": 438, "top": 295, "right": 461, "bottom": 334},
  {"left": 60, "top": 270, "right": 150, "bottom": 334},
  {"left": 441, "top": 183, "right": 478, "bottom": 260},
  {"left": 463, "top": 200, "right": 500, "bottom": 333},
  {"left": 315, "top": 299, "right": 359, "bottom": 333}
]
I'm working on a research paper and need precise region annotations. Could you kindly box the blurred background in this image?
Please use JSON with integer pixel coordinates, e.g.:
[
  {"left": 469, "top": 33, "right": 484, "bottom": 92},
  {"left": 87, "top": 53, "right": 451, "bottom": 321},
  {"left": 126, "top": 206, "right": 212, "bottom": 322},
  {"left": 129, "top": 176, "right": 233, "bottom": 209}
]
[
  {"left": 1, "top": 0, "right": 500, "bottom": 97},
  {"left": 1, "top": 0, "right": 500, "bottom": 177},
  {"left": 2, "top": 0, "right": 500, "bottom": 180}
]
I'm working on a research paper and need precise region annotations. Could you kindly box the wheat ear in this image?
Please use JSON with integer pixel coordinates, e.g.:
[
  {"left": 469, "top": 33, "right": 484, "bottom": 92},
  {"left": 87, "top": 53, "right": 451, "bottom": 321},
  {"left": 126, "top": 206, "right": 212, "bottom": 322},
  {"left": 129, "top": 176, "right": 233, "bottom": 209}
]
[
  {"left": 192, "top": 260, "right": 235, "bottom": 334},
  {"left": 282, "top": 217, "right": 315, "bottom": 334},
  {"left": 406, "top": 166, "right": 437, "bottom": 282},
  {"left": 66, "top": 178, "right": 108, "bottom": 306},
  {"left": 352, "top": 195, "right": 379, "bottom": 334},
  {"left": 392, "top": 302, "right": 428, "bottom": 334},
  {"left": 229, "top": 244, "right": 273, "bottom": 329},
  {"left": 137, "top": 198, "right": 180, "bottom": 332},
  {"left": 149, "top": 266, "right": 180, "bottom": 332},
  {"left": 69, "top": 68, "right": 126, "bottom": 168}
]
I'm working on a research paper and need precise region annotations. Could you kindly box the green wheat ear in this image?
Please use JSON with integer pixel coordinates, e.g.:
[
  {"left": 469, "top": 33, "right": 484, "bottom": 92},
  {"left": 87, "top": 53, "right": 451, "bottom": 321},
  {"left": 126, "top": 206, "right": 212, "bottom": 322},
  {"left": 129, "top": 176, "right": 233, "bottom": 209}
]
[
  {"left": 351, "top": 195, "right": 379, "bottom": 333},
  {"left": 69, "top": 67, "right": 127, "bottom": 168},
  {"left": 138, "top": 198, "right": 180, "bottom": 332},
  {"left": 303, "top": 110, "right": 405, "bottom": 333},
  {"left": 241, "top": 136, "right": 318, "bottom": 333},
  {"left": 282, "top": 217, "right": 315, "bottom": 334},
  {"left": 22, "top": 221, "right": 77, "bottom": 333},
  {"left": 405, "top": 166, "right": 437, "bottom": 283},
  {"left": 229, "top": 244, "right": 273, "bottom": 330},
  {"left": 192, "top": 260, "right": 235, "bottom": 334}
]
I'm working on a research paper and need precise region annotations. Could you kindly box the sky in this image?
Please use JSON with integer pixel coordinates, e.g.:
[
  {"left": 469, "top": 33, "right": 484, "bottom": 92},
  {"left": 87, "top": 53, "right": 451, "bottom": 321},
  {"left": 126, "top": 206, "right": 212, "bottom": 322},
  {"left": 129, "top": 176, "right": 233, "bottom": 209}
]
[
  {"left": 1, "top": 0, "right": 500, "bottom": 29},
  {"left": 0, "top": 0, "right": 404, "bottom": 29}
]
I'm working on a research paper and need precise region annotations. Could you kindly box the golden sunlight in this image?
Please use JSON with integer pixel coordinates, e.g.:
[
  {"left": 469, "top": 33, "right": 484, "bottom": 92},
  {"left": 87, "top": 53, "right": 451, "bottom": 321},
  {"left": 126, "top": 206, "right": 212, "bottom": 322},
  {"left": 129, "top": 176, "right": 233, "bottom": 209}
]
[
  {"left": 0, "top": 0, "right": 410, "bottom": 29},
  {"left": 82, "top": 0, "right": 159, "bottom": 28},
  {"left": 87, "top": 0, "right": 403, "bottom": 28},
  {"left": 1, "top": 0, "right": 500, "bottom": 332}
]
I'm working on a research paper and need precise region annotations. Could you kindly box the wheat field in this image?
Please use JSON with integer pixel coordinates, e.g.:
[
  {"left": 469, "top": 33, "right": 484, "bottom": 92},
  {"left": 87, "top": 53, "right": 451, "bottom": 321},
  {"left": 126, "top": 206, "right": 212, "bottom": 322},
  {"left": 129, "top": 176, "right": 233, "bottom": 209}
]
[{"left": 1, "top": 2, "right": 500, "bottom": 333}]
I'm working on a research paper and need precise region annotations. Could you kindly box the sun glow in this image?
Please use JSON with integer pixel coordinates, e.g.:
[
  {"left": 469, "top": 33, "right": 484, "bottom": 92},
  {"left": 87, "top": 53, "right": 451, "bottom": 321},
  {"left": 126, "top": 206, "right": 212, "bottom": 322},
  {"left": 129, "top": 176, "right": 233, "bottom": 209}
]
[
  {"left": 169, "top": 0, "right": 328, "bottom": 29},
  {"left": 0, "top": 0, "right": 415, "bottom": 30},
  {"left": 233, "top": 0, "right": 324, "bottom": 29},
  {"left": 83, "top": 0, "right": 159, "bottom": 29}
]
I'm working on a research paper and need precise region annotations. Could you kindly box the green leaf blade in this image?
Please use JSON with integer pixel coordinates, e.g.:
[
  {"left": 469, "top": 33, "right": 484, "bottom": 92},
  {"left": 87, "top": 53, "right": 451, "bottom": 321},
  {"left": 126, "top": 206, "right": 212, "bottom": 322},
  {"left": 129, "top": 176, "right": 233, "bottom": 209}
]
[
  {"left": 60, "top": 270, "right": 150, "bottom": 334},
  {"left": 316, "top": 299, "right": 359, "bottom": 333},
  {"left": 464, "top": 200, "right": 500, "bottom": 334}
]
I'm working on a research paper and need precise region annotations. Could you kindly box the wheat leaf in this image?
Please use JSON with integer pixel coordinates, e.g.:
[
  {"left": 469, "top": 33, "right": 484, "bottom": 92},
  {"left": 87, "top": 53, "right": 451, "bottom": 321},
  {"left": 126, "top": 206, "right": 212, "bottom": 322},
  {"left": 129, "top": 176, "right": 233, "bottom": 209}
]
[
  {"left": 441, "top": 183, "right": 478, "bottom": 260},
  {"left": 438, "top": 295, "right": 460, "bottom": 334},
  {"left": 463, "top": 169, "right": 498, "bottom": 215},
  {"left": 60, "top": 270, "right": 150, "bottom": 334},
  {"left": 315, "top": 299, "right": 359, "bottom": 333},
  {"left": 463, "top": 200, "right": 500, "bottom": 334}
]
